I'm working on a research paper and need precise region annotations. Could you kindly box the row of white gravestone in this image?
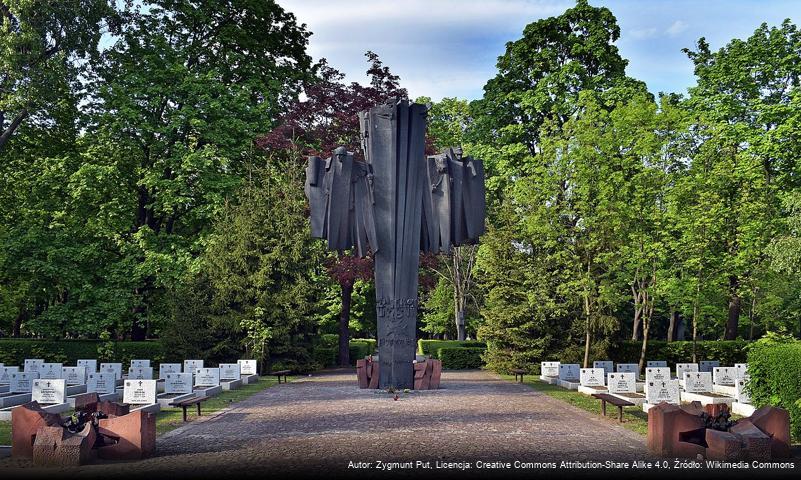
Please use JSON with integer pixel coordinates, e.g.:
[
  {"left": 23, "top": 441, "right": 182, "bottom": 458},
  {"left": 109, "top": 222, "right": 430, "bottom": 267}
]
[
  {"left": 541, "top": 361, "right": 748, "bottom": 381},
  {"left": 1, "top": 359, "right": 259, "bottom": 394}
]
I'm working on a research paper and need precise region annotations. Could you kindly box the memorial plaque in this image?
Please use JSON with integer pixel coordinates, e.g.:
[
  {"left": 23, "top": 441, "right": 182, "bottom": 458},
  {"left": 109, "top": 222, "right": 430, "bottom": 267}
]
[
  {"left": 699, "top": 360, "right": 720, "bottom": 373},
  {"left": 608, "top": 372, "right": 636, "bottom": 394},
  {"left": 87, "top": 372, "right": 116, "bottom": 394},
  {"left": 646, "top": 360, "right": 667, "bottom": 368},
  {"left": 123, "top": 379, "right": 157, "bottom": 405},
  {"left": 238, "top": 360, "right": 257, "bottom": 376},
  {"left": 130, "top": 359, "right": 150, "bottom": 368},
  {"left": 646, "top": 380, "right": 680, "bottom": 404},
  {"left": 676, "top": 363, "right": 698, "bottom": 378},
  {"left": 38, "top": 363, "right": 63, "bottom": 380},
  {"left": 164, "top": 373, "right": 194, "bottom": 394},
  {"left": 194, "top": 368, "right": 220, "bottom": 387},
  {"left": 10, "top": 372, "right": 38, "bottom": 393},
  {"left": 580, "top": 368, "right": 605, "bottom": 387},
  {"left": 77, "top": 359, "right": 98, "bottom": 373},
  {"left": 592, "top": 361, "right": 614, "bottom": 375},
  {"left": 23, "top": 359, "right": 44, "bottom": 373},
  {"left": 62, "top": 366, "right": 87, "bottom": 386},
  {"left": 712, "top": 367, "right": 736, "bottom": 386},
  {"left": 734, "top": 363, "right": 749, "bottom": 379},
  {"left": 219, "top": 363, "right": 240, "bottom": 380},
  {"left": 128, "top": 366, "right": 153, "bottom": 380},
  {"left": 1, "top": 366, "right": 20, "bottom": 384},
  {"left": 183, "top": 360, "right": 203, "bottom": 373},
  {"left": 558, "top": 364, "right": 580, "bottom": 380},
  {"left": 683, "top": 372, "right": 713, "bottom": 393},
  {"left": 100, "top": 363, "right": 122, "bottom": 380},
  {"left": 159, "top": 363, "right": 182, "bottom": 379},
  {"left": 32, "top": 379, "right": 66, "bottom": 404},
  {"left": 735, "top": 379, "right": 751, "bottom": 404},
  {"left": 540, "top": 361, "right": 560, "bottom": 377},
  {"left": 645, "top": 367, "right": 670, "bottom": 383}
]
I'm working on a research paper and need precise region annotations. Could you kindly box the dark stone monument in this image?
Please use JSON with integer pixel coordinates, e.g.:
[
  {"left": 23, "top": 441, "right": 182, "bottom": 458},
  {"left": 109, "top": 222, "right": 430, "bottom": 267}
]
[{"left": 305, "top": 98, "right": 485, "bottom": 389}]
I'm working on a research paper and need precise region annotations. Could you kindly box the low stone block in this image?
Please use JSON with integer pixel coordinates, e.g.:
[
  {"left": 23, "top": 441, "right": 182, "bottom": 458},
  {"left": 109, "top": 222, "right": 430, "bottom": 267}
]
[
  {"left": 11, "top": 402, "right": 63, "bottom": 458},
  {"left": 72, "top": 392, "right": 100, "bottom": 412},
  {"left": 647, "top": 402, "right": 706, "bottom": 458},
  {"left": 748, "top": 406, "right": 791, "bottom": 458},
  {"left": 98, "top": 400, "right": 129, "bottom": 417},
  {"left": 97, "top": 410, "right": 156, "bottom": 460},
  {"left": 706, "top": 429, "right": 743, "bottom": 461},
  {"left": 356, "top": 359, "right": 369, "bottom": 389},
  {"left": 430, "top": 360, "right": 442, "bottom": 390},
  {"left": 367, "top": 362, "right": 379, "bottom": 389},
  {"left": 32, "top": 422, "right": 95, "bottom": 467}
]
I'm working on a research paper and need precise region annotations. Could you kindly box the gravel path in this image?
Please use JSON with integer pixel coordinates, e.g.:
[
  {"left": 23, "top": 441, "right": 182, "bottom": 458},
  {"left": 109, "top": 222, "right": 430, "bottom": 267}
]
[{"left": 1, "top": 369, "right": 651, "bottom": 478}]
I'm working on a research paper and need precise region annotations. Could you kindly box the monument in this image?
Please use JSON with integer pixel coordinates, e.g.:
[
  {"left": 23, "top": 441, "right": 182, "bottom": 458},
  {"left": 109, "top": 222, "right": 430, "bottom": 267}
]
[{"left": 304, "top": 98, "right": 486, "bottom": 388}]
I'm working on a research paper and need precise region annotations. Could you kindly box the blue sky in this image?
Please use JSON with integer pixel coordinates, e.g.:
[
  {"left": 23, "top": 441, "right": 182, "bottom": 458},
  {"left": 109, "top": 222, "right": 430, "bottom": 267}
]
[{"left": 277, "top": 0, "right": 801, "bottom": 101}]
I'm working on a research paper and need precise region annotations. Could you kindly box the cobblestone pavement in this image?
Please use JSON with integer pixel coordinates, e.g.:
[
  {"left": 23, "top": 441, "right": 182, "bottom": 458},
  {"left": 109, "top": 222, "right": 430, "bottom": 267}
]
[{"left": 1, "top": 370, "right": 652, "bottom": 478}]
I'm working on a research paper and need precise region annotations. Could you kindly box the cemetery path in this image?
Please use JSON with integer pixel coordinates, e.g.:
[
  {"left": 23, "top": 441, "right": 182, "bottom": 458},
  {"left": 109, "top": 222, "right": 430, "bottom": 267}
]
[{"left": 1, "top": 370, "right": 652, "bottom": 478}]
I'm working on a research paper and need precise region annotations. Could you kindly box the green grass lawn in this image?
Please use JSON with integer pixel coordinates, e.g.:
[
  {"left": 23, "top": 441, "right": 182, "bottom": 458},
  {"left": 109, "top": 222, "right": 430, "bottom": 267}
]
[
  {"left": 0, "top": 376, "right": 289, "bottom": 445},
  {"left": 503, "top": 374, "right": 650, "bottom": 436}
]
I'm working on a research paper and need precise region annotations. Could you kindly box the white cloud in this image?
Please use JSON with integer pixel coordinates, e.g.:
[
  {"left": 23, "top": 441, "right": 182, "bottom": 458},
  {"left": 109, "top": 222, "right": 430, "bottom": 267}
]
[
  {"left": 630, "top": 27, "right": 658, "bottom": 39},
  {"left": 666, "top": 20, "right": 689, "bottom": 36}
]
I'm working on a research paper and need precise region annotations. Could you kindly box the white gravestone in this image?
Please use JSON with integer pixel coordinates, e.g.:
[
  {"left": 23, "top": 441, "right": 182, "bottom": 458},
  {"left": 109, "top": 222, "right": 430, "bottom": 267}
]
[
  {"left": 683, "top": 372, "right": 713, "bottom": 393},
  {"left": 183, "top": 360, "right": 204, "bottom": 373},
  {"left": 24, "top": 359, "right": 44, "bottom": 373},
  {"left": 608, "top": 373, "right": 636, "bottom": 394},
  {"left": 616, "top": 363, "right": 640, "bottom": 379},
  {"left": 646, "top": 361, "right": 667, "bottom": 368},
  {"left": 32, "top": 379, "right": 66, "bottom": 404},
  {"left": 100, "top": 363, "right": 122, "bottom": 380},
  {"left": 645, "top": 367, "right": 671, "bottom": 383},
  {"left": 699, "top": 361, "right": 720, "bottom": 373},
  {"left": 87, "top": 372, "right": 116, "bottom": 394},
  {"left": 128, "top": 367, "right": 153, "bottom": 380},
  {"left": 77, "top": 359, "right": 98, "bottom": 373},
  {"left": 164, "top": 373, "right": 194, "bottom": 394},
  {"left": 580, "top": 368, "right": 605, "bottom": 387},
  {"left": 62, "top": 366, "right": 86, "bottom": 386},
  {"left": 159, "top": 363, "right": 182, "bottom": 379},
  {"left": 10, "top": 372, "right": 38, "bottom": 393},
  {"left": 38, "top": 363, "right": 63, "bottom": 380},
  {"left": 540, "top": 362, "right": 560, "bottom": 377},
  {"left": 194, "top": 368, "right": 220, "bottom": 387},
  {"left": 238, "top": 360, "right": 258, "bottom": 376},
  {"left": 734, "top": 363, "right": 749, "bottom": 379},
  {"left": 713, "top": 367, "right": 736, "bottom": 386},
  {"left": 219, "top": 364, "right": 240, "bottom": 381},
  {"left": 676, "top": 363, "right": 698, "bottom": 378},
  {"left": 123, "top": 379, "right": 157, "bottom": 405},
  {"left": 1, "top": 366, "right": 20, "bottom": 384},
  {"left": 735, "top": 379, "right": 751, "bottom": 404},
  {"left": 592, "top": 361, "right": 613, "bottom": 375},
  {"left": 646, "top": 380, "right": 680, "bottom": 404},
  {"left": 558, "top": 364, "right": 580, "bottom": 380},
  {"left": 130, "top": 359, "right": 150, "bottom": 369}
]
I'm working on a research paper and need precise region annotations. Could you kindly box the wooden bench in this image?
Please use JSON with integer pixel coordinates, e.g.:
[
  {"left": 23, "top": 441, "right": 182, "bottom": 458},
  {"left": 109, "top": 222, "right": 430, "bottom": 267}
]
[
  {"left": 270, "top": 370, "right": 291, "bottom": 384},
  {"left": 591, "top": 393, "right": 635, "bottom": 422},
  {"left": 170, "top": 395, "right": 210, "bottom": 422},
  {"left": 512, "top": 368, "right": 526, "bottom": 383}
]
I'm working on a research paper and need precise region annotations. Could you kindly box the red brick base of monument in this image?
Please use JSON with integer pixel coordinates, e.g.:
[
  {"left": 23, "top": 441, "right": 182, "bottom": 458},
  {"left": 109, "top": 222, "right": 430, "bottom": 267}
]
[
  {"left": 11, "top": 396, "right": 156, "bottom": 466},
  {"left": 647, "top": 402, "right": 790, "bottom": 461},
  {"left": 356, "top": 358, "right": 442, "bottom": 390}
]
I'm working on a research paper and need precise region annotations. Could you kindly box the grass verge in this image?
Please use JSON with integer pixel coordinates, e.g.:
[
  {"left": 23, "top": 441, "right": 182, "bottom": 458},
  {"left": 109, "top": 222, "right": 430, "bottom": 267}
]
[
  {"left": 0, "top": 376, "right": 290, "bottom": 445},
  {"left": 502, "top": 374, "right": 649, "bottom": 436}
]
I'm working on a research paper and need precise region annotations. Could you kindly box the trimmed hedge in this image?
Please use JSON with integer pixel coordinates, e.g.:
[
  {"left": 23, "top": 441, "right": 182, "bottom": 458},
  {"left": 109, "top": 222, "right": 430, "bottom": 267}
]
[
  {"left": 747, "top": 340, "right": 801, "bottom": 441},
  {"left": 611, "top": 340, "right": 749, "bottom": 365},
  {"left": 311, "top": 337, "right": 378, "bottom": 367},
  {"left": 417, "top": 340, "right": 486, "bottom": 359},
  {"left": 438, "top": 347, "right": 485, "bottom": 369},
  {"left": 0, "top": 339, "right": 167, "bottom": 366}
]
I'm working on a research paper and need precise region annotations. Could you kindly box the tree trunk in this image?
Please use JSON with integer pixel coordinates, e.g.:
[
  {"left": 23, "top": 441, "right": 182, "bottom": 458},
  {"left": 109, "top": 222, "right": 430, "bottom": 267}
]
[
  {"left": 725, "top": 275, "right": 740, "bottom": 340},
  {"left": 0, "top": 108, "right": 28, "bottom": 152},
  {"left": 456, "top": 308, "right": 466, "bottom": 341},
  {"left": 338, "top": 282, "right": 353, "bottom": 367},
  {"left": 583, "top": 294, "right": 591, "bottom": 369},
  {"left": 638, "top": 311, "right": 651, "bottom": 373},
  {"left": 12, "top": 308, "right": 25, "bottom": 337},
  {"left": 667, "top": 307, "right": 677, "bottom": 342}
]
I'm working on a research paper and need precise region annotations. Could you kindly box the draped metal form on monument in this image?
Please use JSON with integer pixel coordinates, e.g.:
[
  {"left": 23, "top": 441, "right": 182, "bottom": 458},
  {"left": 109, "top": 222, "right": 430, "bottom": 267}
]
[{"left": 305, "top": 98, "right": 486, "bottom": 389}]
